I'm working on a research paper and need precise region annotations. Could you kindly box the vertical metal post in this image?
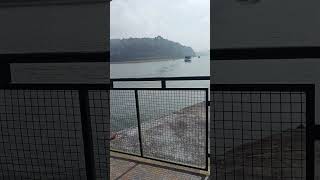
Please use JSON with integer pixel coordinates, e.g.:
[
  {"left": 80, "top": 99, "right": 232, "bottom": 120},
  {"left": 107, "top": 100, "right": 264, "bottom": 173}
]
[
  {"left": 306, "top": 85, "right": 315, "bottom": 180},
  {"left": 161, "top": 80, "right": 166, "bottom": 89},
  {"left": 135, "top": 90, "right": 144, "bottom": 157},
  {"left": 205, "top": 89, "right": 209, "bottom": 171},
  {"left": 0, "top": 63, "right": 11, "bottom": 85},
  {"left": 315, "top": 126, "right": 320, "bottom": 139},
  {"left": 110, "top": 80, "right": 114, "bottom": 89},
  {"left": 79, "top": 89, "right": 96, "bottom": 180}
]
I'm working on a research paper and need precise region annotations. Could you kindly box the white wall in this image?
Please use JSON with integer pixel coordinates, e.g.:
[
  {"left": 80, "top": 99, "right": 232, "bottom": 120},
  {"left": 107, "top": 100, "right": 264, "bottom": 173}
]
[
  {"left": 11, "top": 62, "right": 109, "bottom": 83},
  {"left": 212, "top": 1, "right": 320, "bottom": 178},
  {"left": 212, "top": 0, "right": 320, "bottom": 48},
  {"left": 0, "top": 2, "right": 109, "bottom": 179},
  {"left": 211, "top": 59, "right": 320, "bottom": 124},
  {"left": 0, "top": 2, "right": 110, "bottom": 83},
  {"left": 212, "top": 0, "right": 320, "bottom": 123},
  {"left": 0, "top": 2, "right": 108, "bottom": 53}
]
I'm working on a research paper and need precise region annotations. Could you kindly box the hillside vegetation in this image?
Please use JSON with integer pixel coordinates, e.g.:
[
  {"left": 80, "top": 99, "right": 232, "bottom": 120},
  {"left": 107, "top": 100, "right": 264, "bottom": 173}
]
[{"left": 110, "top": 36, "right": 196, "bottom": 62}]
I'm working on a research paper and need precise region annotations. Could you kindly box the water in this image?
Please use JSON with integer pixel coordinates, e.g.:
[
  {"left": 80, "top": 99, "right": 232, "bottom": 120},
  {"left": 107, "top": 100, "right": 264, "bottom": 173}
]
[
  {"left": 111, "top": 55, "right": 210, "bottom": 78},
  {"left": 110, "top": 55, "right": 210, "bottom": 131},
  {"left": 110, "top": 55, "right": 210, "bottom": 88}
]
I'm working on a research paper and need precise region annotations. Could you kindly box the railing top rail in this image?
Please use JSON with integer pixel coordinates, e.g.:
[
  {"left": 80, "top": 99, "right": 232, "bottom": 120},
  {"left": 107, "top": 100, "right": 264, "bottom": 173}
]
[
  {"left": 111, "top": 87, "right": 208, "bottom": 91},
  {"left": 212, "top": 84, "right": 315, "bottom": 92},
  {"left": 111, "top": 76, "right": 210, "bottom": 82},
  {"left": 0, "top": 83, "right": 110, "bottom": 90},
  {"left": 213, "top": 46, "right": 320, "bottom": 60}
]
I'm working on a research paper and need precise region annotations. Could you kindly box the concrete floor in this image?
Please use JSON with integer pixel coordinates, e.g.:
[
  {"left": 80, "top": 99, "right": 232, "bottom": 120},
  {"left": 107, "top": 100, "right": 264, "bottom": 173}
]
[{"left": 110, "top": 153, "right": 209, "bottom": 180}]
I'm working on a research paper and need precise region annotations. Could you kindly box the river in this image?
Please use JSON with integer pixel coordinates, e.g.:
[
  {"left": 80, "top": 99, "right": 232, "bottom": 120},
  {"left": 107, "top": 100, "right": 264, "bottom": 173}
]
[
  {"left": 110, "top": 55, "right": 210, "bottom": 131},
  {"left": 110, "top": 55, "right": 210, "bottom": 88}
]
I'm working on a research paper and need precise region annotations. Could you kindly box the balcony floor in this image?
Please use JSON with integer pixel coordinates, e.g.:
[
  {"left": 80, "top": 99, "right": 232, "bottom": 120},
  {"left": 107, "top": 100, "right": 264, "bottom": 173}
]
[{"left": 110, "top": 152, "right": 209, "bottom": 180}]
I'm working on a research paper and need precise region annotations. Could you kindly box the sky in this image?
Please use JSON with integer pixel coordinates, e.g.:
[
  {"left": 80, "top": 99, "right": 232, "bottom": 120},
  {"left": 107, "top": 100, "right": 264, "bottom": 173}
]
[{"left": 110, "top": 0, "right": 210, "bottom": 52}]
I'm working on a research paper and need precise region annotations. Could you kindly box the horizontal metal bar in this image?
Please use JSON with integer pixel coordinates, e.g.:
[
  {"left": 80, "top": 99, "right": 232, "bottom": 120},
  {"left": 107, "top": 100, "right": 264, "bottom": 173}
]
[
  {"left": 211, "top": 84, "right": 315, "bottom": 92},
  {"left": 0, "top": 83, "right": 110, "bottom": 90},
  {"left": 110, "top": 150, "right": 208, "bottom": 171},
  {"left": 212, "top": 47, "right": 320, "bottom": 60},
  {"left": 111, "top": 76, "right": 210, "bottom": 82},
  {"left": 0, "top": 84, "right": 208, "bottom": 91},
  {"left": 111, "top": 88, "right": 208, "bottom": 91},
  {"left": 0, "top": 52, "right": 108, "bottom": 63}
]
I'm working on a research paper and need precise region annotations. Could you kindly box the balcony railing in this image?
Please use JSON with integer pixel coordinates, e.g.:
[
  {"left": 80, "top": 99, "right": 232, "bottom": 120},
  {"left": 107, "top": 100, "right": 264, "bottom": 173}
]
[
  {"left": 1, "top": 51, "right": 211, "bottom": 177},
  {"left": 110, "top": 76, "right": 210, "bottom": 170},
  {"left": 0, "top": 83, "right": 109, "bottom": 179},
  {"left": 0, "top": 52, "right": 108, "bottom": 180},
  {"left": 110, "top": 76, "right": 210, "bottom": 89},
  {"left": 210, "top": 84, "right": 317, "bottom": 179}
]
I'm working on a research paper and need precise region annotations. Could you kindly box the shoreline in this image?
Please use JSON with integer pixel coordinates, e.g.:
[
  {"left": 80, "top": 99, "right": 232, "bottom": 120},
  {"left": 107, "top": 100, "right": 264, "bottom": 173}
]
[
  {"left": 110, "top": 58, "right": 182, "bottom": 64},
  {"left": 110, "top": 55, "right": 209, "bottom": 64}
]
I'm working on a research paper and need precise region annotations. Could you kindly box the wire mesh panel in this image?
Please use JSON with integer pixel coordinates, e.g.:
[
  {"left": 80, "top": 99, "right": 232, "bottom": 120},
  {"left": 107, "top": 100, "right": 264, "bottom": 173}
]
[
  {"left": 110, "top": 90, "right": 141, "bottom": 155},
  {"left": 138, "top": 89, "right": 208, "bottom": 169},
  {"left": 88, "top": 90, "right": 109, "bottom": 180},
  {"left": 0, "top": 89, "right": 87, "bottom": 179},
  {"left": 211, "top": 87, "right": 308, "bottom": 180}
]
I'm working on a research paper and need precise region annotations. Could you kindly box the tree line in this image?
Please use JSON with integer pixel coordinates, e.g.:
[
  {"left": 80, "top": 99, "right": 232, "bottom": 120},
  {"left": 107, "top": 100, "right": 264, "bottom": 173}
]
[{"left": 110, "top": 36, "right": 196, "bottom": 62}]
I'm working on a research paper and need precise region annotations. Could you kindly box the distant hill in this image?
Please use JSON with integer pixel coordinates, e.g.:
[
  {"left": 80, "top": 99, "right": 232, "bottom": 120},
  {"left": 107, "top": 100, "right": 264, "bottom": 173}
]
[
  {"left": 195, "top": 50, "right": 210, "bottom": 56},
  {"left": 110, "top": 36, "right": 196, "bottom": 62}
]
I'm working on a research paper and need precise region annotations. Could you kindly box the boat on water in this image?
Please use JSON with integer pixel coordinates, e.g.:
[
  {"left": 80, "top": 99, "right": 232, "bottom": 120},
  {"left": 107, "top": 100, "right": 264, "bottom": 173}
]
[{"left": 184, "top": 56, "right": 192, "bottom": 62}]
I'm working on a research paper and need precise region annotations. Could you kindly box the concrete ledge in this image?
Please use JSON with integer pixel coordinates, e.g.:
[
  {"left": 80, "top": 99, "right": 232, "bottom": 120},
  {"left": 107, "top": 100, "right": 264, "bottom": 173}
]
[{"left": 111, "top": 151, "right": 209, "bottom": 177}]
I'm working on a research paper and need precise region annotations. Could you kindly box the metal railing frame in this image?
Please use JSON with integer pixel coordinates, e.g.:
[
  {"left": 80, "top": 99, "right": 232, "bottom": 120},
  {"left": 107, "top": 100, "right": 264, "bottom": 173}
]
[
  {"left": 110, "top": 76, "right": 210, "bottom": 170},
  {"left": 0, "top": 83, "right": 109, "bottom": 180},
  {"left": 0, "top": 52, "right": 109, "bottom": 179},
  {"left": 110, "top": 87, "right": 209, "bottom": 171},
  {"left": 211, "top": 84, "right": 316, "bottom": 180},
  {"left": 110, "top": 76, "right": 210, "bottom": 89}
]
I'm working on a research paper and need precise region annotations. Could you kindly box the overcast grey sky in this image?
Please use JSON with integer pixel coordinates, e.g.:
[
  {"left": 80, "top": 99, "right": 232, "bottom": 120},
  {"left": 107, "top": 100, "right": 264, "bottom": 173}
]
[{"left": 110, "top": 0, "right": 210, "bottom": 52}]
